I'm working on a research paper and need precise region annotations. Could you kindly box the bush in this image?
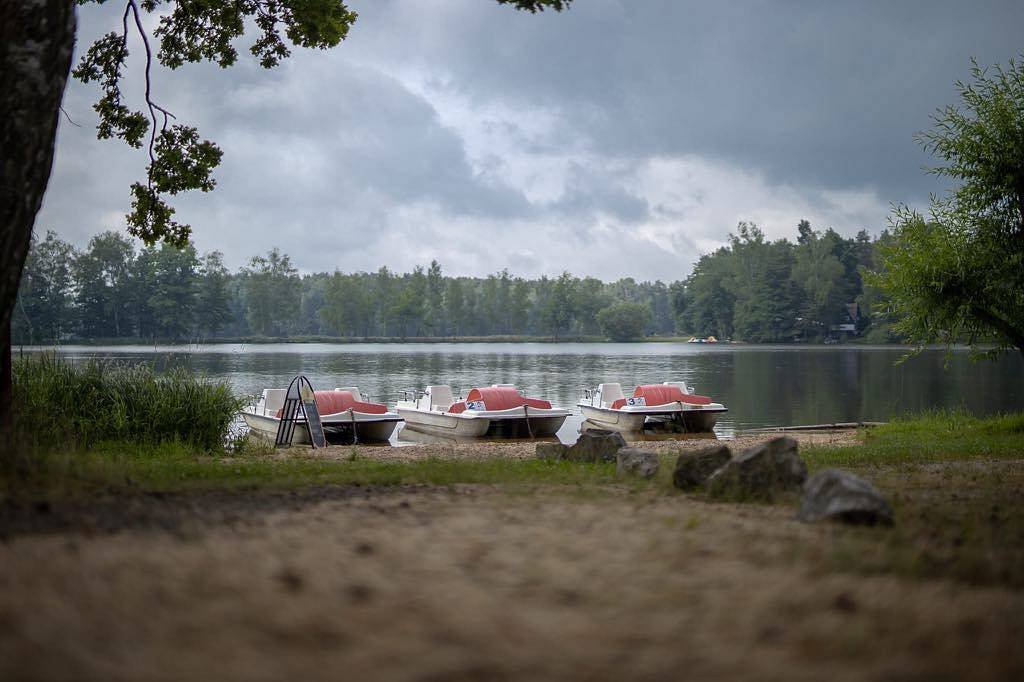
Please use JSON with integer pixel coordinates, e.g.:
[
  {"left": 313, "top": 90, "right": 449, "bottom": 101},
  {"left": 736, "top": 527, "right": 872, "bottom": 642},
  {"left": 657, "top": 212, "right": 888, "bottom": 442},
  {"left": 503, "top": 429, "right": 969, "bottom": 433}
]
[
  {"left": 12, "top": 354, "right": 243, "bottom": 451},
  {"left": 597, "top": 302, "right": 652, "bottom": 341}
]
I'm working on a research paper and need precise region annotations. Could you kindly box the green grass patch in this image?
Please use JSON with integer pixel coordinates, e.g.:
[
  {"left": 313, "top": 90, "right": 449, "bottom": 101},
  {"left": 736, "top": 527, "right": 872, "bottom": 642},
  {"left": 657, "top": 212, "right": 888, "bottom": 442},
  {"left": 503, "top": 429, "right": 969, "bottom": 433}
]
[
  {"left": 12, "top": 354, "right": 244, "bottom": 452},
  {"left": 4, "top": 440, "right": 623, "bottom": 501},
  {"left": 802, "top": 409, "right": 1024, "bottom": 469}
]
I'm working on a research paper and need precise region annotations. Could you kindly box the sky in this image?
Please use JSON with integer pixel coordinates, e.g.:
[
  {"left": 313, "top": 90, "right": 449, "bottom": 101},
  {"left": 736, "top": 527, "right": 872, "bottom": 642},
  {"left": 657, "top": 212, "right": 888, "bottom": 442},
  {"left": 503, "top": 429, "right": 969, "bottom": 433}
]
[{"left": 38, "top": 0, "right": 1024, "bottom": 281}]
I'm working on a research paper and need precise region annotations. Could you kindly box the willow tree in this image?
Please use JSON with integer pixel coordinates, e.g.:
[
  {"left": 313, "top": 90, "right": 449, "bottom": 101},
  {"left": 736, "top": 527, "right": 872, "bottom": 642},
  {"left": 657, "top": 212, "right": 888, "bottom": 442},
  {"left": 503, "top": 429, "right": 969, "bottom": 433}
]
[
  {"left": 871, "top": 57, "right": 1024, "bottom": 359},
  {"left": 0, "top": 0, "right": 571, "bottom": 452}
]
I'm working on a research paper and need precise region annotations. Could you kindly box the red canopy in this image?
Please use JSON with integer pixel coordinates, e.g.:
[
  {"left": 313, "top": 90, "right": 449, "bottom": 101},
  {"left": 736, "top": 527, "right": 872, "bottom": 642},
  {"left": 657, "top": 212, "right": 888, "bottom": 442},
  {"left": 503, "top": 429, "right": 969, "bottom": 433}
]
[
  {"left": 611, "top": 384, "right": 713, "bottom": 409},
  {"left": 276, "top": 390, "right": 387, "bottom": 417},
  {"left": 447, "top": 386, "right": 551, "bottom": 413}
]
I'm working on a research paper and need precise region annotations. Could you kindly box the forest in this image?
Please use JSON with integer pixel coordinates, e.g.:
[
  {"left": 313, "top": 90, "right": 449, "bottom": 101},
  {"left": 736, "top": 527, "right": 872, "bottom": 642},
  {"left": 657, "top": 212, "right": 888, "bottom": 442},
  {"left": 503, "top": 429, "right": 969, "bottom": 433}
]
[{"left": 14, "top": 220, "right": 896, "bottom": 344}]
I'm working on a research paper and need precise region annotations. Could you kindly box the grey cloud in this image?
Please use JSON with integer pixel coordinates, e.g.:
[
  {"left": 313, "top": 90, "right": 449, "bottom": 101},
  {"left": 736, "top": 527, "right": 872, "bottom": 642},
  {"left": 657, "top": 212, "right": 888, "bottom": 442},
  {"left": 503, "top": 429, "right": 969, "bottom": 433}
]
[
  {"left": 548, "top": 161, "right": 649, "bottom": 223},
  {"left": 355, "top": 0, "right": 1024, "bottom": 201}
]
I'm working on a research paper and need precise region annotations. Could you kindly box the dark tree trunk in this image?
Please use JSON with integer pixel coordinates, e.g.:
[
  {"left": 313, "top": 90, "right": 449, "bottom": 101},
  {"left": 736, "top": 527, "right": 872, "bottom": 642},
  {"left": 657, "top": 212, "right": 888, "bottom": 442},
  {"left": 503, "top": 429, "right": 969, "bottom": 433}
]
[{"left": 0, "top": 0, "right": 76, "bottom": 460}]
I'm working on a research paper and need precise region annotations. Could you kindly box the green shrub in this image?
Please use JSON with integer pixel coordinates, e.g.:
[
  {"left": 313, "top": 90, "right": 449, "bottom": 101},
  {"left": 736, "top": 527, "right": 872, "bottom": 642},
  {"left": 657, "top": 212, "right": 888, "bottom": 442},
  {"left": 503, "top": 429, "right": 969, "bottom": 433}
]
[{"left": 12, "top": 354, "right": 243, "bottom": 451}]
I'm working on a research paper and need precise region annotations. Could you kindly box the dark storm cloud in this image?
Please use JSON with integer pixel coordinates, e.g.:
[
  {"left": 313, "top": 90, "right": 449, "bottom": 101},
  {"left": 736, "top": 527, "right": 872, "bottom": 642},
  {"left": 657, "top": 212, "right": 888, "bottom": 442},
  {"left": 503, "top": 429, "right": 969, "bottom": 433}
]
[
  {"left": 356, "top": 0, "right": 1024, "bottom": 200},
  {"left": 36, "top": 0, "right": 1024, "bottom": 279}
]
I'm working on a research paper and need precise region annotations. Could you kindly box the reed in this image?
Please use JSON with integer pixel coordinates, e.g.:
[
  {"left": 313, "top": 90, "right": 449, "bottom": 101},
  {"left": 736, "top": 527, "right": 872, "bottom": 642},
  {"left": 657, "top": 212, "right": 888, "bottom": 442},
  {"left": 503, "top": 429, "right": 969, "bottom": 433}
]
[{"left": 12, "top": 354, "right": 243, "bottom": 451}]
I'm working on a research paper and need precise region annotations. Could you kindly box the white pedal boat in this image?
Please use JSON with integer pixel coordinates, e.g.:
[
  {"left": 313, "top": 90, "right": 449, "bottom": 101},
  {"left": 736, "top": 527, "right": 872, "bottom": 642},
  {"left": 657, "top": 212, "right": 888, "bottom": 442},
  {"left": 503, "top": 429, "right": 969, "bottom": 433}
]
[
  {"left": 578, "top": 381, "right": 727, "bottom": 433},
  {"left": 241, "top": 387, "right": 401, "bottom": 445},
  {"left": 396, "top": 385, "right": 570, "bottom": 438}
]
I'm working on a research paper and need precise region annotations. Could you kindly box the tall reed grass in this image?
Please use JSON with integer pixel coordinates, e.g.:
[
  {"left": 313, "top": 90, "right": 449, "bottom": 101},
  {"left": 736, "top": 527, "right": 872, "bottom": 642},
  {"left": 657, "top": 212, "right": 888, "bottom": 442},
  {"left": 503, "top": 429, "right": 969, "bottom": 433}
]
[{"left": 12, "top": 354, "right": 243, "bottom": 451}]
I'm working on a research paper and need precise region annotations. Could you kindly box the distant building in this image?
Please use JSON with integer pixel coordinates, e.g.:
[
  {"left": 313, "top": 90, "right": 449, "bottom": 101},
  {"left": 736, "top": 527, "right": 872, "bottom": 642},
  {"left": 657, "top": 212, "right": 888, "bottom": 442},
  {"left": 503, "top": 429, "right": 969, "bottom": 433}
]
[{"left": 829, "top": 303, "right": 861, "bottom": 338}]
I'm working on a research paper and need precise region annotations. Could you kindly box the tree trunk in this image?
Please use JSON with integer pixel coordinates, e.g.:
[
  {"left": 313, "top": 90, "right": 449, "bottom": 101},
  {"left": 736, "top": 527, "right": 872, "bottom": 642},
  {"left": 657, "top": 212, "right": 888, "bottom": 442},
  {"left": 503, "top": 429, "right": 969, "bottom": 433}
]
[{"left": 0, "top": 0, "right": 76, "bottom": 461}]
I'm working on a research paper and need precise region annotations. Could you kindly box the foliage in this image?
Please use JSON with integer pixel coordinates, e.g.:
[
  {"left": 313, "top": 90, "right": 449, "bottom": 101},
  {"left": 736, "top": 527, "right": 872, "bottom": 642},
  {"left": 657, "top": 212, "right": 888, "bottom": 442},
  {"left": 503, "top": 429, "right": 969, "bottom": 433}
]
[
  {"left": 869, "top": 57, "right": 1024, "bottom": 358},
  {"left": 676, "top": 221, "right": 878, "bottom": 342},
  {"left": 596, "top": 302, "right": 651, "bottom": 341},
  {"left": 241, "top": 248, "right": 300, "bottom": 336},
  {"left": 12, "top": 231, "right": 77, "bottom": 344},
  {"left": 73, "top": 231, "right": 135, "bottom": 338},
  {"left": 540, "top": 272, "right": 577, "bottom": 339},
  {"left": 18, "top": 225, "right": 892, "bottom": 342},
  {"left": 11, "top": 354, "right": 242, "bottom": 451}
]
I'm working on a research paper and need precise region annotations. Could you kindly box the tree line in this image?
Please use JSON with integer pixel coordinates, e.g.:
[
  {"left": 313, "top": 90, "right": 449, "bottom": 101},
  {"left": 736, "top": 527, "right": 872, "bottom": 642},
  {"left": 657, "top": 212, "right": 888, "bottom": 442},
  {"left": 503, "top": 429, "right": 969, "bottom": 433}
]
[
  {"left": 675, "top": 220, "right": 897, "bottom": 343},
  {"left": 15, "top": 222, "right": 898, "bottom": 344}
]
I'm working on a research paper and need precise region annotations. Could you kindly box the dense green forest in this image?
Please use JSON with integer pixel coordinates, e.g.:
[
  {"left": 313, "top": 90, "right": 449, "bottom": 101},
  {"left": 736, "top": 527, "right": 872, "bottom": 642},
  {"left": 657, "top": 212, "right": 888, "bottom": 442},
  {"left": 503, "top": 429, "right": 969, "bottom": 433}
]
[{"left": 14, "top": 221, "right": 897, "bottom": 344}]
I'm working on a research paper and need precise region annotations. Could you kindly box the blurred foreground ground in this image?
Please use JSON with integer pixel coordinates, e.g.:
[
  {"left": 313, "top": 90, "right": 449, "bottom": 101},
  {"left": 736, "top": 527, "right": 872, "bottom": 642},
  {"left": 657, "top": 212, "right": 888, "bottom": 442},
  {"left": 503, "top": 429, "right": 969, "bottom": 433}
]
[{"left": 1, "top": 436, "right": 1022, "bottom": 681}]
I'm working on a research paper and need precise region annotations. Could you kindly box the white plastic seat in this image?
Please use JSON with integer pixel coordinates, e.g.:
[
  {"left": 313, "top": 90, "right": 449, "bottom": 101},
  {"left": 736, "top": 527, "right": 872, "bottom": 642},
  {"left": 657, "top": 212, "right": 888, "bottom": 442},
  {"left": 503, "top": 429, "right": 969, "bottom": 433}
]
[
  {"left": 262, "top": 388, "right": 287, "bottom": 416},
  {"left": 335, "top": 386, "right": 363, "bottom": 401},
  {"left": 598, "top": 383, "right": 625, "bottom": 408},
  {"left": 426, "top": 385, "right": 454, "bottom": 410},
  {"left": 663, "top": 381, "right": 690, "bottom": 395}
]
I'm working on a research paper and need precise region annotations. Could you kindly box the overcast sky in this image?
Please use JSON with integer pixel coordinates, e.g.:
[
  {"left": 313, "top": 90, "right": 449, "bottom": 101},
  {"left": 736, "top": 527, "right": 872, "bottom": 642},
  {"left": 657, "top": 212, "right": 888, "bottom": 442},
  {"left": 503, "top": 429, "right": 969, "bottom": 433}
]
[{"left": 38, "top": 0, "right": 1024, "bottom": 281}]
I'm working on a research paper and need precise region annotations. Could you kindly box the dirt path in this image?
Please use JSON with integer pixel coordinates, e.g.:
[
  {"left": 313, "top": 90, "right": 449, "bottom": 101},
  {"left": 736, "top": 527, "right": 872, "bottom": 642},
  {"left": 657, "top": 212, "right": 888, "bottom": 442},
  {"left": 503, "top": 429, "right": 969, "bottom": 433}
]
[
  {"left": 290, "top": 429, "right": 860, "bottom": 463},
  {"left": 2, "top": 467, "right": 1022, "bottom": 681}
]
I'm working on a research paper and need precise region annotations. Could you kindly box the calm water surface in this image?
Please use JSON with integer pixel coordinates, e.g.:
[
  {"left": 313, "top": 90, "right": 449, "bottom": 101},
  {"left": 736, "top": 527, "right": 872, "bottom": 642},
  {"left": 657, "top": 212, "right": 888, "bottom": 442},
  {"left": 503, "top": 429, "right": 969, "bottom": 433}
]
[{"left": 33, "top": 343, "right": 1024, "bottom": 443}]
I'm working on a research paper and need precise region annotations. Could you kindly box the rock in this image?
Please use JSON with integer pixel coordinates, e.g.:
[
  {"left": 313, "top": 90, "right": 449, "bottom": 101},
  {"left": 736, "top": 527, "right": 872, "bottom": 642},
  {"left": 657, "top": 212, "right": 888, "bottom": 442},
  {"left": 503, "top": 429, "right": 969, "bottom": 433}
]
[
  {"left": 706, "top": 436, "right": 807, "bottom": 501},
  {"left": 616, "top": 448, "right": 660, "bottom": 478},
  {"left": 673, "top": 444, "right": 731, "bottom": 491},
  {"left": 536, "top": 441, "right": 569, "bottom": 461},
  {"left": 565, "top": 429, "right": 627, "bottom": 463},
  {"left": 798, "top": 469, "right": 894, "bottom": 526}
]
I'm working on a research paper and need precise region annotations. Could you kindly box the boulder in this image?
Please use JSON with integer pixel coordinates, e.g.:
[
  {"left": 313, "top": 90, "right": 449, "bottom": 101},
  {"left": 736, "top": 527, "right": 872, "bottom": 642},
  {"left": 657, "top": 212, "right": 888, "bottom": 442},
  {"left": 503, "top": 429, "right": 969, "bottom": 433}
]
[
  {"left": 565, "top": 429, "right": 627, "bottom": 463},
  {"left": 616, "top": 448, "right": 660, "bottom": 478},
  {"left": 706, "top": 436, "right": 807, "bottom": 501},
  {"left": 673, "top": 444, "right": 731, "bottom": 491},
  {"left": 798, "top": 469, "right": 894, "bottom": 526},
  {"left": 536, "top": 441, "right": 569, "bottom": 461}
]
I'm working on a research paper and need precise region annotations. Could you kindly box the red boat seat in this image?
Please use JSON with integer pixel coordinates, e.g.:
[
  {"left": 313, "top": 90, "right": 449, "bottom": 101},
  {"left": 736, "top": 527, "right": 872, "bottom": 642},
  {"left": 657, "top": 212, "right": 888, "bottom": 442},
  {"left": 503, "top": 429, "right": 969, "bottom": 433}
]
[
  {"left": 610, "top": 384, "right": 713, "bottom": 409},
  {"left": 447, "top": 386, "right": 552, "bottom": 412},
  {"left": 275, "top": 390, "right": 387, "bottom": 417}
]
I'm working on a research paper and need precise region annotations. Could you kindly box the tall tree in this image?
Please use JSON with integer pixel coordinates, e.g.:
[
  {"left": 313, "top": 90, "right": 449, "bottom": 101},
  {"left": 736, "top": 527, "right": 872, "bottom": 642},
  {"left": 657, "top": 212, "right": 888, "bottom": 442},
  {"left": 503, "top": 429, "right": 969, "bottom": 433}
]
[
  {"left": 13, "top": 231, "right": 76, "bottom": 344},
  {"left": 242, "top": 248, "right": 299, "bottom": 337},
  {"left": 791, "top": 224, "right": 847, "bottom": 339},
  {"left": 424, "top": 260, "right": 446, "bottom": 336},
  {"left": 391, "top": 267, "right": 426, "bottom": 338},
  {"left": 1, "top": 0, "right": 75, "bottom": 444},
  {"left": 574, "top": 277, "right": 610, "bottom": 335},
  {"left": 446, "top": 278, "right": 467, "bottom": 337},
  {"left": 74, "top": 231, "right": 135, "bottom": 338},
  {"left": 196, "top": 251, "right": 232, "bottom": 337},
  {"left": 541, "top": 272, "right": 577, "bottom": 339},
  {"left": 871, "top": 57, "right": 1024, "bottom": 359},
  {"left": 678, "top": 248, "right": 736, "bottom": 339},
  {"left": 149, "top": 242, "right": 200, "bottom": 338}
]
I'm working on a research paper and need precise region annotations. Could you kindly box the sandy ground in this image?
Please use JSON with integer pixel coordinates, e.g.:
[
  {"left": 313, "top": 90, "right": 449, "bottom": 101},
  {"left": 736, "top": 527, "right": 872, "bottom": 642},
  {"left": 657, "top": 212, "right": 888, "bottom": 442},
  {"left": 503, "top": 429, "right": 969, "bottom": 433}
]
[
  {"left": 294, "top": 429, "right": 861, "bottom": 463},
  {"left": 2, "top": 434, "right": 1022, "bottom": 681}
]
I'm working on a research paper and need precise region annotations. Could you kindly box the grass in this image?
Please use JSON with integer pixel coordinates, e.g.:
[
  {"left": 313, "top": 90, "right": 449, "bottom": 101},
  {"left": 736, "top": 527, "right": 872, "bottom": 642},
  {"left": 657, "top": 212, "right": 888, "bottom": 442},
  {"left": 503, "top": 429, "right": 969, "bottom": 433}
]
[
  {"left": 11, "top": 354, "right": 244, "bottom": 452},
  {"left": 4, "top": 440, "right": 622, "bottom": 501},
  {"left": 802, "top": 409, "right": 1024, "bottom": 468}
]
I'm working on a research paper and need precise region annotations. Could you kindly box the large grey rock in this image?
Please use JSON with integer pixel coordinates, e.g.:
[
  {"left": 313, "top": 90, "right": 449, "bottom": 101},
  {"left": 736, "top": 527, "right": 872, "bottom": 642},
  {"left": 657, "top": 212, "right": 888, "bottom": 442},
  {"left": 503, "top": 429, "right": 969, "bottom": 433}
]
[
  {"left": 673, "top": 445, "right": 731, "bottom": 491},
  {"left": 565, "top": 429, "right": 627, "bottom": 463},
  {"left": 706, "top": 436, "right": 807, "bottom": 501},
  {"left": 799, "top": 469, "right": 894, "bottom": 526},
  {"left": 616, "top": 448, "right": 660, "bottom": 479},
  {"left": 536, "top": 441, "right": 569, "bottom": 461}
]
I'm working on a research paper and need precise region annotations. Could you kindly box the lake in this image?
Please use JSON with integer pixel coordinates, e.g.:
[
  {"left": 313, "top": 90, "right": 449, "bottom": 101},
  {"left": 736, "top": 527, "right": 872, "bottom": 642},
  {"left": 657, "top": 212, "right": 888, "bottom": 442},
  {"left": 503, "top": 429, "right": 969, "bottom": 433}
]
[{"left": 28, "top": 343, "right": 1024, "bottom": 443}]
